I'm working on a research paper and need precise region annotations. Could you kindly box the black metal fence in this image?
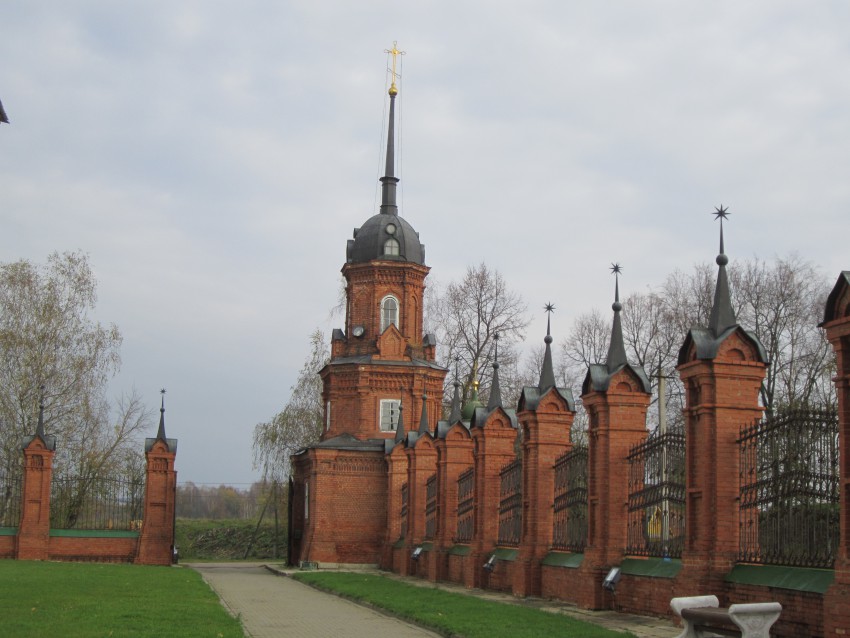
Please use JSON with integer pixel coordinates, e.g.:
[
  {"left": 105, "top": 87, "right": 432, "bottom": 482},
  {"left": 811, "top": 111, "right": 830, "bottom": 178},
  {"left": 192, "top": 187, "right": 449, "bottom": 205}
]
[
  {"left": 738, "top": 407, "right": 839, "bottom": 568},
  {"left": 50, "top": 475, "right": 145, "bottom": 530},
  {"left": 455, "top": 467, "right": 474, "bottom": 543},
  {"left": 498, "top": 459, "right": 522, "bottom": 546},
  {"left": 0, "top": 474, "right": 22, "bottom": 528},
  {"left": 552, "top": 445, "right": 588, "bottom": 553},
  {"left": 400, "top": 482, "right": 409, "bottom": 538},
  {"left": 626, "top": 432, "right": 686, "bottom": 558},
  {"left": 425, "top": 473, "right": 438, "bottom": 540}
]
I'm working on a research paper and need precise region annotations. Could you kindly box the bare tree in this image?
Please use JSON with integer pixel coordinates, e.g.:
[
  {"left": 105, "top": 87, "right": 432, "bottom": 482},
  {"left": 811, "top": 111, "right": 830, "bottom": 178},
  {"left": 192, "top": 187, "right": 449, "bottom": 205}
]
[
  {"left": 253, "top": 329, "right": 328, "bottom": 482},
  {"left": 0, "top": 252, "right": 149, "bottom": 482},
  {"left": 431, "top": 263, "right": 529, "bottom": 408}
]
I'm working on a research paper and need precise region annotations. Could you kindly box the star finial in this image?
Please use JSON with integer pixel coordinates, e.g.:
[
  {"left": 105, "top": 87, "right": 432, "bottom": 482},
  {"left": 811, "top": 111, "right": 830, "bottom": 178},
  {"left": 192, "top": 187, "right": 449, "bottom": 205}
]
[
  {"left": 712, "top": 204, "right": 730, "bottom": 221},
  {"left": 544, "top": 302, "right": 555, "bottom": 338},
  {"left": 611, "top": 263, "right": 623, "bottom": 307},
  {"left": 712, "top": 204, "right": 730, "bottom": 255}
]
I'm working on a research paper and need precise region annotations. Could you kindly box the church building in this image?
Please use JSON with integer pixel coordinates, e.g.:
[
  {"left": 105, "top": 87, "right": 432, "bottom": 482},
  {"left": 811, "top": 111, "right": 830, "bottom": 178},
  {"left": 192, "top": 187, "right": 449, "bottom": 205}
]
[{"left": 289, "top": 46, "right": 447, "bottom": 566}]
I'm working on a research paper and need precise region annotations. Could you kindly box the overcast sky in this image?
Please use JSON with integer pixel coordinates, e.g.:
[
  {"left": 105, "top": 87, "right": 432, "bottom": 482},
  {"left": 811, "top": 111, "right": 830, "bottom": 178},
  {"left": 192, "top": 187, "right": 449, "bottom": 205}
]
[{"left": 2, "top": 2, "right": 848, "bottom": 486}]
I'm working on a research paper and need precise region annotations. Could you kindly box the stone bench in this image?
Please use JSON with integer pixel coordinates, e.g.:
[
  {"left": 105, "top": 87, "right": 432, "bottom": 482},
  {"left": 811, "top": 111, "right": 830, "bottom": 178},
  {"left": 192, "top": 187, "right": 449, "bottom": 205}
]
[{"left": 671, "top": 595, "right": 782, "bottom": 638}]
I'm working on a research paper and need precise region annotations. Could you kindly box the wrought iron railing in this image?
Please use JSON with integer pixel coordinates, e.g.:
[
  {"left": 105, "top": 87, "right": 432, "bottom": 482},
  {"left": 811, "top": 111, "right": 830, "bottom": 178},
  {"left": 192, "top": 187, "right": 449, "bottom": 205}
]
[
  {"left": 0, "top": 474, "right": 22, "bottom": 528},
  {"left": 455, "top": 467, "right": 474, "bottom": 543},
  {"left": 425, "top": 473, "right": 438, "bottom": 540},
  {"left": 738, "top": 407, "right": 839, "bottom": 568},
  {"left": 400, "top": 482, "right": 409, "bottom": 538},
  {"left": 498, "top": 459, "right": 522, "bottom": 546},
  {"left": 626, "top": 432, "right": 686, "bottom": 558},
  {"left": 50, "top": 475, "right": 144, "bottom": 530},
  {"left": 553, "top": 445, "right": 588, "bottom": 552}
]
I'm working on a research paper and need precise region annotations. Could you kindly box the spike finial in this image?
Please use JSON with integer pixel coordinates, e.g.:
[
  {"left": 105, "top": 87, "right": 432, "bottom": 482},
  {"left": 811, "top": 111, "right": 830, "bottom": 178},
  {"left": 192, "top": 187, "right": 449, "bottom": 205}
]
[
  {"left": 606, "top": 264, "right": 627, "bottom": 371},
  {"left": 157, "top": 388, "right": 167, "bottom": 441},
  {"left": 713, "top": 205, "right": 730, "bottom": 260},
  {"left": 487, "top": 333, "right": 503, "bottom": 411},
  {"left": 418, "top": 387, "right": 430, "bottom": 435},
  {"left": 539, "top": 304, "right": 556, "bottom": 392},
  {"left": 379, "top": 44, "right": 404, "bottom": 215},
  {"left": 394, "top": 386, "right": 406, "bottom": 443},
  {"left": 36, "top": 384, "right": 46, "bottom": 439},
  {"left": 708, "top": 205, "right": 736, "bottom": 335}
]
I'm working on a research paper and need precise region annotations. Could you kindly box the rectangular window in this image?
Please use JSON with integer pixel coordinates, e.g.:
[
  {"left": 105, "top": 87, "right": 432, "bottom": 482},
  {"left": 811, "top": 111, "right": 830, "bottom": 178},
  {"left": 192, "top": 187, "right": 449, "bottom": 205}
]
[
  {"left": 379, "top": 399, "right": 401, "bottom": 431},
  {"left": 304, "top": 482, "right": 309, "bottom": 520}
]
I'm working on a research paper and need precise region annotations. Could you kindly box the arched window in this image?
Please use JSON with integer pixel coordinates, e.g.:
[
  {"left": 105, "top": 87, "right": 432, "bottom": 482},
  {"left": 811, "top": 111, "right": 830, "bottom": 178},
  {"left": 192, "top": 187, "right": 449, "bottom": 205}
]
[
  {"left": 381, "top": 295, "right": 399, "bottom": 332},
  {"left": 384, "top": 238, "right": 400, "bottom": 256}
]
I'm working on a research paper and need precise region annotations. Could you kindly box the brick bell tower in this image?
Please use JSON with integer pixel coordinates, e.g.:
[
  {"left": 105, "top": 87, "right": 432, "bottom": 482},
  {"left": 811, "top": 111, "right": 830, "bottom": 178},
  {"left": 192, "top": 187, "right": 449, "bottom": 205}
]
[
  {"left": 289, "top": 44, "right": 447, "bottom": 567},
  {"left": 320, "top": 44, "right": 446, "bottom": 443}
]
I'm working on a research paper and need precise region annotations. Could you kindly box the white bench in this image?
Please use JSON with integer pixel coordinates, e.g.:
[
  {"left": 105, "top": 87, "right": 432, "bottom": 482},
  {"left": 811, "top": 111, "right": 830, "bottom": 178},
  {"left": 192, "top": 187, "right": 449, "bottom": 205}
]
[{"left": 671, "top": 595, "right": 782, "bottom": 638}]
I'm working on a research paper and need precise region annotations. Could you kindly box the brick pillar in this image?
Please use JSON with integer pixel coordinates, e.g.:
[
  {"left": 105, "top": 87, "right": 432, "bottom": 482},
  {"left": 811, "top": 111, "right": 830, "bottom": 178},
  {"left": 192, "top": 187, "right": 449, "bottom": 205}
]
[
  {"left": 470, "top": 410, "right": 517, "bottom": 588},
  {"left": 404, "top": 436, "right": 436, "bottom": 576},
  {"left": 382, "top": 443, "right": 409, "bottom": 570},
  {"left": 135, "top": 438, "right": 177, "bottom": 565},
  {"left": 434, "top": 425, "right": 474, "bottom": 581},
  {"left": 577, "top": 369, "right": 651, "bottom": 608},
  {"left": 17, "top": 436, "right": 55, "bottom": 560},
  {"left": 513, "top": 390, "right": 574, "bottom": 597},
  {"left": 821, "top": 272, "right": 850, "bottom": 636},
  {"left": 676, "top": 333, "right": 765, "bottom": 595}
]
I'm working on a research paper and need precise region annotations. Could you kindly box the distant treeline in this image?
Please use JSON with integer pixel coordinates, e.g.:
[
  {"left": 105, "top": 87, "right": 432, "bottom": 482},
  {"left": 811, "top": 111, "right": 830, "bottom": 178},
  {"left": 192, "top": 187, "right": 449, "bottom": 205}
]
[{"left": 176, "top": 482, "right": 286, "bottom": 521}]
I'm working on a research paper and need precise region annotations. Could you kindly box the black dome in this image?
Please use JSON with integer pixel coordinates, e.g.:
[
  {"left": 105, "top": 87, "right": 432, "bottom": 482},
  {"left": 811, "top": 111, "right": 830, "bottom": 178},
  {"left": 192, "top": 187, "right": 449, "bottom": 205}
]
[{"left": 346, "top": 213, "right": 425, "bottom": 265}]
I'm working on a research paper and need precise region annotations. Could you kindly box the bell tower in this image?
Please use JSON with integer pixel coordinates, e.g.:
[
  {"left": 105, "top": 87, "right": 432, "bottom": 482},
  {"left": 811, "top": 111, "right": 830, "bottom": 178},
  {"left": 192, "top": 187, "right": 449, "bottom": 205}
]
[{"left": 320, "top": 43, "right": 446, "bottom": 442}]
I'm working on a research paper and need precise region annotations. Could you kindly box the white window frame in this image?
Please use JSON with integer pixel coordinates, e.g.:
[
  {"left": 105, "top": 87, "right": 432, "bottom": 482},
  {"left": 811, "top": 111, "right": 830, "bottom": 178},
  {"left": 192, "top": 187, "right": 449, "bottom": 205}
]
[
  {"left": 380, "top": 295, "right": 399, "bottom": 333},
  {"left": 384, "top": 237, "right": 400, "bottom": 256},
  {"left": 379, "top": 398, "right": 401, "bottom": 431}
]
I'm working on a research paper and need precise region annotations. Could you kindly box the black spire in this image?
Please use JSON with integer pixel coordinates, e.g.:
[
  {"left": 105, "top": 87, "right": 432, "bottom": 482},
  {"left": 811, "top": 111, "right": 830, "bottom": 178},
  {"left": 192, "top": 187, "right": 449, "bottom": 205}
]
[
  {"left": 418, "top": 390, "right": 430, "bottom": 435},
  {"left": 538, "top": 303, "right": 556, "bottom": 392},
  {"left": 157, "top": 388, "right": 167, "bottom": 441},
  {"left": 379, "top": 43, "right": 403, "bottom": 216},
  {"left": 35, "top": 385, "right": 46, "bottom": 440},
  {"left": 0, "top": 98, "right": 9, "bottom": 124},
  {"left": 487, "top": 333, "right": 503, "bottom": 411},
  {"left": 606, "top": 264, "right": 628, "bottom": 371},
  {"left": 448, "top": 356, "right": 462, "bottom": 423},
  {"left": 708, "top": 205, "right": 737, "bottom": 336},
  {"left": 394, "top": 389, "right": 406, "bottom": 443}
]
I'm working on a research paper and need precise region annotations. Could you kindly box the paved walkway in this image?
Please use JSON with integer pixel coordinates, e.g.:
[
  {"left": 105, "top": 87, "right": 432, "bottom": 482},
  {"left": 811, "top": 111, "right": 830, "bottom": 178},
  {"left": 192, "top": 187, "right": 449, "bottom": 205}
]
[
  {"left": 190, "top": 562, "right": 679, "bottom": 638},
  {"left": 190, "top": 563, "right": 442, "bottom": 638}
]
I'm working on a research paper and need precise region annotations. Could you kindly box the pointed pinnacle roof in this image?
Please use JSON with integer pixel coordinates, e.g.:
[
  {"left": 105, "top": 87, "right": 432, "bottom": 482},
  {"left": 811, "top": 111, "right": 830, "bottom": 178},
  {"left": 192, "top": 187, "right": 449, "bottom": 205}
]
[
  {"left": 394, "top": 394, "right": 406, "bottom": 443},
  {"left": 606, "top": 265, "right": 628, "bottom": 371},
  {"left": 539, "top": 303, "right": 556, "bottom": 392},
  {"left": 157, "top": 390, "right": 167, "bottom": 441},
  {"left": 487, "top": 334, "right": 503, "bottom": 412},
  {"left": 448, "top": 375, "right": 462, "bottom": 423},
  {"left": 708, "top": 208, "right": 737, "bottom": 336},
  {"left": 379, "top": 86, "right": 399, "bottom": 216},
  {"left": 418, "top": 392, "right": 430, "bottom": 435},
  {"left": 35, "top": 389, "right": 46, "bottom": 440}
]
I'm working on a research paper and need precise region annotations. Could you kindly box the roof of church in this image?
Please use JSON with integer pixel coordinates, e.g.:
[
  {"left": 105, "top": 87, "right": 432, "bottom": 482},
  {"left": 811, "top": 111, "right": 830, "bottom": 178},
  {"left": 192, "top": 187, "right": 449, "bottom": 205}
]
[
  {"left": 346, "top": 58, "right": 425, "bottom": 266},
  {"left": 325, "top": 355, "right": 446, "bottom": 371},
  {"left": 346, "top": 213, "right": 425, "bottom": 265},
  {"left": 316, "top": 433, "right": 386, "bottom": 452}
]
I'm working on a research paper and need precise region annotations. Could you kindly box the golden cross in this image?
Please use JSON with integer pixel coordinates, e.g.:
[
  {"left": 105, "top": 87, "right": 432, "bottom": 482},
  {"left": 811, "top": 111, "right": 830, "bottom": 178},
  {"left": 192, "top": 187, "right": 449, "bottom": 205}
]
[{"left": 384, "top": 41, "right": 405, "bottom": 95}]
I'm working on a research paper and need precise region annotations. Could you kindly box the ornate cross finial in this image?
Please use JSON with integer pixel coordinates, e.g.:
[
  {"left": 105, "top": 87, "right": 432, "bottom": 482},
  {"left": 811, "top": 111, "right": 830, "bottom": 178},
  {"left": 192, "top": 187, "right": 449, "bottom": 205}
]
[
  {"left": 713, "top": 204, "right": 730, "bottom": 255},
  {"left": 384, "top": 41, "right": 406, "bottom": 96},
  {"left": 544, "top": 302, "right": 555, "bottom": 340}
]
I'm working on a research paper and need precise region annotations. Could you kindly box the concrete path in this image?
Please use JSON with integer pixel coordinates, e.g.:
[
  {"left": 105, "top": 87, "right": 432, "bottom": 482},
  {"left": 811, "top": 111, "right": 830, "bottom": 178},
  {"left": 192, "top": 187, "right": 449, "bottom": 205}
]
[{"left": 190, "top": 563, "right": 442, "bottom": 638}]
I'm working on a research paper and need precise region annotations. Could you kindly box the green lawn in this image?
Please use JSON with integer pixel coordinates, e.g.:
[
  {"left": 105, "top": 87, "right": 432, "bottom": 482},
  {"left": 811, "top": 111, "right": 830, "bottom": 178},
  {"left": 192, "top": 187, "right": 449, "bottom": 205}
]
[
  {"left": 293, "top": 571, "right": 635, "bottom": 638},
  {"left": 0, "top": 560, "right": 244, "bottom": 638}
]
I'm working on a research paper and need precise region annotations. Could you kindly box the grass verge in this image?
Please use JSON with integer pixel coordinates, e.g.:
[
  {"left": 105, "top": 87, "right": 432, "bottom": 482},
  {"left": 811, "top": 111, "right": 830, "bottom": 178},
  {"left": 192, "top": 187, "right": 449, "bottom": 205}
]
[
  {"left": 292, "top": 571, "right": 635, "bottom": 638},
  {"left": 0, "top": 560, "right": 244, "bottom": 638}
]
